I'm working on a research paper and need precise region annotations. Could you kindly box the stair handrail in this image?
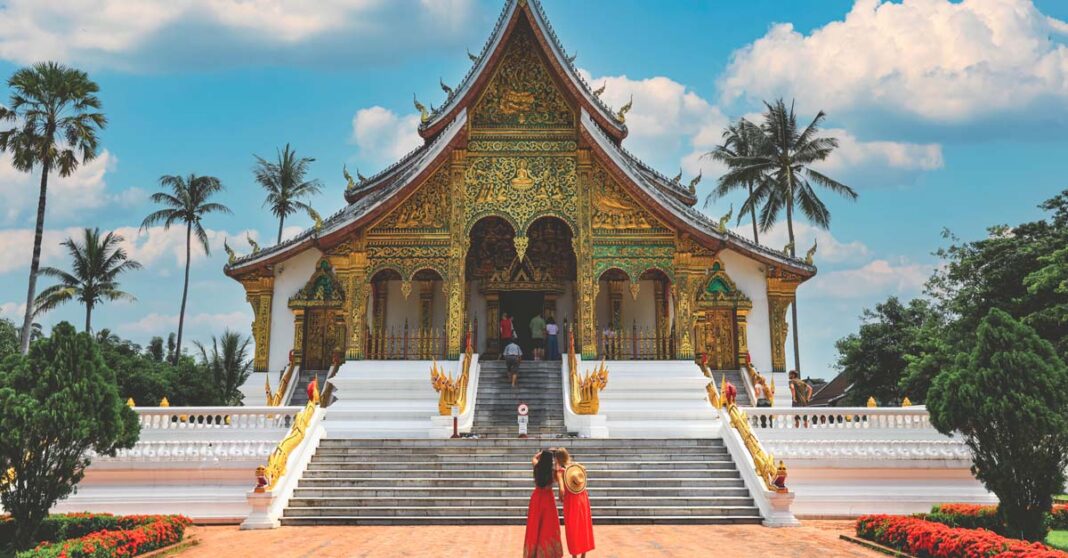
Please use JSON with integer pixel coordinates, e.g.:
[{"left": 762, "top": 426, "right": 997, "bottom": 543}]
[
  {"left": 430, "top": 328, "right": 473, "bottom": 415},
  {"left": 745, "top": 360, "right": 774, "bottom": 406},
  {"left": 568, "top": 326, "right": 609, "bottom": 415},
  {"left": 265, "top": 351, "right": 298, "bottom": 406},
  {"left": 318, "top": 351, "right": 343, "bottom": 408}
]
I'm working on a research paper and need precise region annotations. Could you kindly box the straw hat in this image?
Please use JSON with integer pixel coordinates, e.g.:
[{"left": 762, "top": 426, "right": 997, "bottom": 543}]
[{"left": 564, "top": 463, "right": 587, "bottom": 494}]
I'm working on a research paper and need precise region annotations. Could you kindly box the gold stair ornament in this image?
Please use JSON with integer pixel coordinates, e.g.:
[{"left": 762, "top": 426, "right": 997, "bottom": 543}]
[
  {"left": 126, "top": 398, "right": 135, "bottom": 407},
  {"left": 266, "top": 355, "right": 298, "bottom": 406},
  {"left": 258, "top": 390, "right": 319, "bottom": 492},
  {"left": 430, "top": 329, "right": 473, "bottom": 415},
  {"left": 901, "top": 396, "right": 912, "bottom": 407},
  {"left": 567, "top": 327, "right": 609, "bottom": 415},
  {"left": 159, "top": 397, "right": 170, "bottom": 407},
  {"left": 867, "top": 396, "right": 877, "bottom": 408}
]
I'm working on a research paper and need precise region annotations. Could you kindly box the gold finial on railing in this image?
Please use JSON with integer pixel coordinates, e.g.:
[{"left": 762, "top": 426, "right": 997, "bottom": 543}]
[
  {"left": 901, "top": 396, "right": 912, "bottom": 407},
  {"left": 867, "top": 396, "right": 877, "bottom": 408},
  {"left": 126, "top": 397, "right": 135, "bottom": 407},
  {"left": 568, "top": 327, "right": 609, "bottom": 415},
  {"left": 159, "top": 397, "right": 170, "bottom": 407}
]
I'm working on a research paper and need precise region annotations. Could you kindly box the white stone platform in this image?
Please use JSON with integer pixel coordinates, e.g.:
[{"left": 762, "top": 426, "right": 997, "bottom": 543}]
[{"left": 595, "top": 360, "right": 722, "bottom": 438}]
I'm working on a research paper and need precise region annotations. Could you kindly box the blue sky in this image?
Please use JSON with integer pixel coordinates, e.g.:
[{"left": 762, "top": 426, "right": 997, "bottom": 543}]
[{"left": 1, "top": 0, "right": 1066, "bottom": 378}]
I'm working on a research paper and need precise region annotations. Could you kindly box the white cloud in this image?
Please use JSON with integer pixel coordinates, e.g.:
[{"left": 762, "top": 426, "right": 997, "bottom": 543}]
[
  {"left": 808, "top": 258, "right": 934, "bottom": 299},
  {"left": 0, "top": 301, "right": 26, "bottom": 321},
  {"left": 720, "top": 0, "right": 1068, "bottom": 125},
  {"left": 119, "top": 310, "right": 253, "bottom": 338},
  {"left": 0, "top": 227, "right": 83, "bottom": 274},
  {"left": 350, "top": 106, "right": 423, "bottom": 168},
  {"left": 0, "top": 0, "right": 478, "bottom": 70},
  {"left": 737, "top": 221, "right": 870, "bottom": 264},
  {"left": 0, "top": 150, "right": 140, "bottom": 225}
]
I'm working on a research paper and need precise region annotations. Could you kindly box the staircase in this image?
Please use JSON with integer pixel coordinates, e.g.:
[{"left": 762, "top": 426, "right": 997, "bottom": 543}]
[
  {"left": 472, "top": 360, "right": 567, "bottom": 438},
  {"left": 288, "top": 369, "right": 325, "bottom": 406},
  {"left": 281, "top": 438, "right": 762, "bottom": 525},
  {"left": 706, "top": 369, "right": 752, "bottom": 406}
]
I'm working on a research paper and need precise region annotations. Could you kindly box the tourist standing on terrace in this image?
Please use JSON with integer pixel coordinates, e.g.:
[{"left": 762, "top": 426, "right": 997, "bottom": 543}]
[
  {"left": 545, "top": 317, "right": 560, "bottom": 361},
  {"left": 500, "top": 312, "right": 515, "bottom": 358},
  {"left": 530, "top": 311, "right": 547, "bottom": 361},
  {"left": 524, "top": 450, "right": 563, "bottom": 558},
  {"left": 789, "top": 370, "right": 812, "bottom": 406},
  {"left": 554, "top": 448, "right": 594, "bottom": 558}
]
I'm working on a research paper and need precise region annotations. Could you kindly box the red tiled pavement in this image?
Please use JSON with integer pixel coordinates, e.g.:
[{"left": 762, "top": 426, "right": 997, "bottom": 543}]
[{"left": 178, "top": 521, "right": 879, "bottom": 558}]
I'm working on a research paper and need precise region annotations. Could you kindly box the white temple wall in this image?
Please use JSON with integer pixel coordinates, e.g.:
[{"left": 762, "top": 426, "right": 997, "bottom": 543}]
[
  {"left": 595, "top": 279, "right": 659, "bottom": 331},
  {"left": 718, "top": 249, "right": 772, "bottom": 373},
  {"left": 268, "top": 247, "right": 323, "bottom": 372}
]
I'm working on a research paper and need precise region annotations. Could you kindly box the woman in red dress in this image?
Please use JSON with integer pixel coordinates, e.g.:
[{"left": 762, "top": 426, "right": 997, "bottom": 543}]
[
  {"left": 524, "top": 450, "right": 563, "bottom": 558},
  {"left": 554, "top": 448, "right": 594, "bottom": 557}
]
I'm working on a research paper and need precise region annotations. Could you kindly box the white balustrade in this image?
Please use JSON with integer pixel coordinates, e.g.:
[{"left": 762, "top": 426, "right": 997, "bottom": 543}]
[
  {"left": 93, "top": 440, "right": 276, "bottom": 462},
  {"left": 741, "top": 406, "right": 932, "bottom": 431},
  {"left": 133, "top": 406, "right": 300, "bottom": 432}
]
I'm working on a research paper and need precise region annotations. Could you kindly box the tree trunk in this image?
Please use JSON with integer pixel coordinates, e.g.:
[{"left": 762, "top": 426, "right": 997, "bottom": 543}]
[
  {"left": 277, "top": 214, "right": 285, "bottom": 244},
  {"left": 175, "top": 223, "right": 192, "bottom": 364},
  {"left": 747, "top": 181, "right": 759, "bottom": 244},
  {"left": 786, "top": 202, "right": 801, "bottom": 375},
  {"left": 20, "top": 166, "right": 50, "bottom": 354},
  {"left": 85, "top": 303, "right": 93, "bottom": 333}
]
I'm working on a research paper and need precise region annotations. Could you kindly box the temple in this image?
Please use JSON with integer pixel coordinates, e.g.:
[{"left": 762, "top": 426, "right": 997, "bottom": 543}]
[{"left": 223, "top": 0, "right": 814, "bottom": 377}]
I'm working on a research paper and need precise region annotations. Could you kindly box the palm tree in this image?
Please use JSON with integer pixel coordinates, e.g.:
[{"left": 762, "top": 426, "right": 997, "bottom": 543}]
[
  {"left": 33, "top": 228, "right": 142, "bottom": 332},
  {"left": 141, "top": 175, "right": 231, "bottom": 363},
  {"left": 0, "top": 62, "right": 107, "bottom": 354},
  {"left": 718, "top": 99, "right": 859, "bottom": 373},
  {"left": 195, "top": 330, "right": 253, "bottom": 406},
  {"left": 253, "top": 144, "right": 322, "bottom": 244},
  {"left": 707, "top": 118, "right": 767, "bottom": 243}
]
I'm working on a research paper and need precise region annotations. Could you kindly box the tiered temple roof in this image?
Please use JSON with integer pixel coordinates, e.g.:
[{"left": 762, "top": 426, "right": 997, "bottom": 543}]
[{"left": 225, "top": 0, "right": 815, "bottom": 279}]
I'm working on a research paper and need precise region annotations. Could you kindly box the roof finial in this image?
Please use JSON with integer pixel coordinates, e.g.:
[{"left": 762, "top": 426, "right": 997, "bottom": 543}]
[
  {"left": 440, "top": 78, "right": 454, "bottom": 98},
  {"left": 805, "top": 239, "right": 818, "bottom": 265},
  {"left": 672, "top": 169, "right": 683, "bottom": 184},
  {"left": 688, "top": 170, "right": 702, "bottom": 193},
  {"left": 467, "top": 48, "right": 479, "bottom": 63},
  {"left": 413, "top": 94, "right": 429, "bottom": 123},
  {"left": 309, "top": 207, "right": 323, "bottom": 231},
  {"left": 593, "top": 82, "right": 606, "bottom": 97},
  {"left": 616, "top": 95, "right": 633, "bottom": 123},
  {"left": 357, "top": 168, "right": 367, "bottom": 182},
  {"left": 566, "top": 51, "right": 577, "bottom": 64},
  {"left": 246, "top": 233, "right": 260, "bottom": 254},
  {"left": 223, "top": 238, "right": 237, "bottom": 264},
  {"left": 717, "top": 204, "right": 733, "bottom": 233}
]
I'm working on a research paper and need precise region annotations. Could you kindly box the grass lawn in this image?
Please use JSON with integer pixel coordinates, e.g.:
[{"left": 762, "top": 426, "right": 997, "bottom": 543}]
[{"left": 1048, "top": 530, "right": 1068, "bottom": 551}]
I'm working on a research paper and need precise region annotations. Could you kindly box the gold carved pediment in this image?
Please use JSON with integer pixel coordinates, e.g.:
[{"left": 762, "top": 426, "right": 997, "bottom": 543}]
[
  {"left": 472, "top": 22, "right": 574, "bottom": 130},
  {"left": 372, "top": 166, "right": 449, "bottom": 232},
  {"left": 289, "top": 259, "right": 345, "bottom": 309},
  {"left": 591, "top": 163, "right": 666, "bottom": 232}
]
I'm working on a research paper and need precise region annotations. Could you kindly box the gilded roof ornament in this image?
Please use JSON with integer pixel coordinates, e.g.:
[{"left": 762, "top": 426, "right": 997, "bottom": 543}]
[
  {"left": 688, "top": 170, "right": 702, "bottom": 194},
  {"left": 717, "top": 204, "right": 733, "bottom": 233},
  {"left": 805, "top": 239, "right": 817, "bottom": 265},
  {"left": 672, "top": 169, "right": 683, "bottom": 184},
  {"left": 413, "top": 94, "right": 429, "bottom": 123},
  {"left": 467, "top": 48, "right": 479, "bottom": 63},
  {"left": 224, "top": 238, "right": 237, "bottom": 264},
  {"left": 615, "top": 95, "right": 633, "bottom": 123},
  {"left": 782, "top": 241, "right": 794, "bottom": 256},
  {"left": 566, "top": 51, "right": 577, "bottom": 64},
  {"left": 246, "top": 233, "right": 260, "bottom": 254},
  {"left": 593, "top": 82, "right": 606, "bottom": 97},
  {"left": 309, "top": 207, "right": 323, "bottom": 231},
  {"left": 440, "top": 78, "right": 454, "bottom": 98}
]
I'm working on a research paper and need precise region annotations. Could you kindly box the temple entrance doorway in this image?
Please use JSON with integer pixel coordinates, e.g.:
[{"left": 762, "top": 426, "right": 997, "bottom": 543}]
[
  {"left": 500, "top": 291, "right": 544, "bottom": 355},
  {"left": 302, "top": 308, "right": 334, "bottom": 370}
]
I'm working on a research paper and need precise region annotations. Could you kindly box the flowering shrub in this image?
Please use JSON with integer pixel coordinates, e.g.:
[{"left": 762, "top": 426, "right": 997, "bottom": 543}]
[
  {"left": 9, "top": 514, "right": 191, "bottom": 558},
  {"left": 923, "top": 503, "right": 1068, "bottom": 534},
  {"left": 856, "top": 515, "right": 1068, "bottom": 558}
]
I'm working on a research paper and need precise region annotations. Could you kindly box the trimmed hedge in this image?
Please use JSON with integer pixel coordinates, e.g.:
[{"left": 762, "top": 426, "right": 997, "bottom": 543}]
[
  {"left": 922, "top": 504, "right": 1068, "bottom": 535},
  {"left": 0, "top": 514, "right": 190, "bottom": 558},
  {"left": 856, "top": 514, "right": 1067, "bottom": 558}
]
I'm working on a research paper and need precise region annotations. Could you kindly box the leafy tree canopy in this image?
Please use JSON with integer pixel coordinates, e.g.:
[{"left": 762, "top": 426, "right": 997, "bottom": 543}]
[
  {"left": 0, "top": 323, "right": 139, "bottom": 549},
  {"left": 926, "top": 309, "right": 1068, "bottom": 541}
]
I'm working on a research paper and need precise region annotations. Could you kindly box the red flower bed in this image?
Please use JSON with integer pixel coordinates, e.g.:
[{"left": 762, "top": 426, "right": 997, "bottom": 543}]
[
  {"left": 856, "top": 514, "right": 1068, "bottom": 558},
  {"left": 16, "top": 514, "right": 191, "bottom": 558}
]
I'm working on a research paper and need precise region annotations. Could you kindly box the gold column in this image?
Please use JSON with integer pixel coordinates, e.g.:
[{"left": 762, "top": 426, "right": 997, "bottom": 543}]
[
  {"left": 653, "top": 278, "right": 668, "bottom": 359},
  {"left": 239, "top": 273, "right": 274, "bottom": 372},
  {"left": 575, "top": 150, "right": 597, "bottom": 358},
  {"left": 291, "top": 308, "right": 306, "bottom": 364},
  {"left": 672, "top": 268, "right": 699, "bottom": 361},
  {"left": 419, "top": 280, "right": 434, "bottom": 330},
  {"left": 345, "top": 252, "right": 369, "bottom": 360},
  {"left": 736, "top": 307, "right": 750, "bottom": 368},
  {"left": 485, "top": 292, "right": 500, "bottom": 357},
  {"left": 445, "top": 149, "right": 468, "bottom": 358},
  {"left": 766, "top": 270, "right": 799, "bottom": 372},
  {"left": 372, "top": 280, "right": 388, "bottom": 333}
]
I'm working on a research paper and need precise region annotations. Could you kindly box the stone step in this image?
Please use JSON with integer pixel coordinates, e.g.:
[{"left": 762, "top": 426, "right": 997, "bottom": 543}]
[
  {"left": 304, "top": 460, "right": 738, "bottom": 471},
  {"left": 283, "top": 505, "right": 759, "bottom": 518},
  {"left": 302, "top": 468, "right": 739, "bottom": 479},
  {"left": 316, "top": 438, "right": 725, "bottom": 448},
  {"left": 279, "top": 515, "right": 764, "bottom": 526},
  {"left": 287, "top": 495, "right": 756, "bottom": 508},
  {"left": 296, "top": 476, "right": 745, "bottom": 488},
  {"left": 291, "top": 486, "right": 752, "bottom": 498}
]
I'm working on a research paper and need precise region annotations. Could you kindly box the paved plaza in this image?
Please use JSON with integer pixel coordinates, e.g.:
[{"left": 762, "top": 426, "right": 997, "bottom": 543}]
[{"left": 177, "top": 521, "right": 879, "bottom": 558}]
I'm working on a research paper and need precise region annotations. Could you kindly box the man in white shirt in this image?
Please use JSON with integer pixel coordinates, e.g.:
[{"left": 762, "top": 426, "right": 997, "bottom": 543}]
[{"left": 503, "top": 340, "right": 523, "bottom": 388}]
